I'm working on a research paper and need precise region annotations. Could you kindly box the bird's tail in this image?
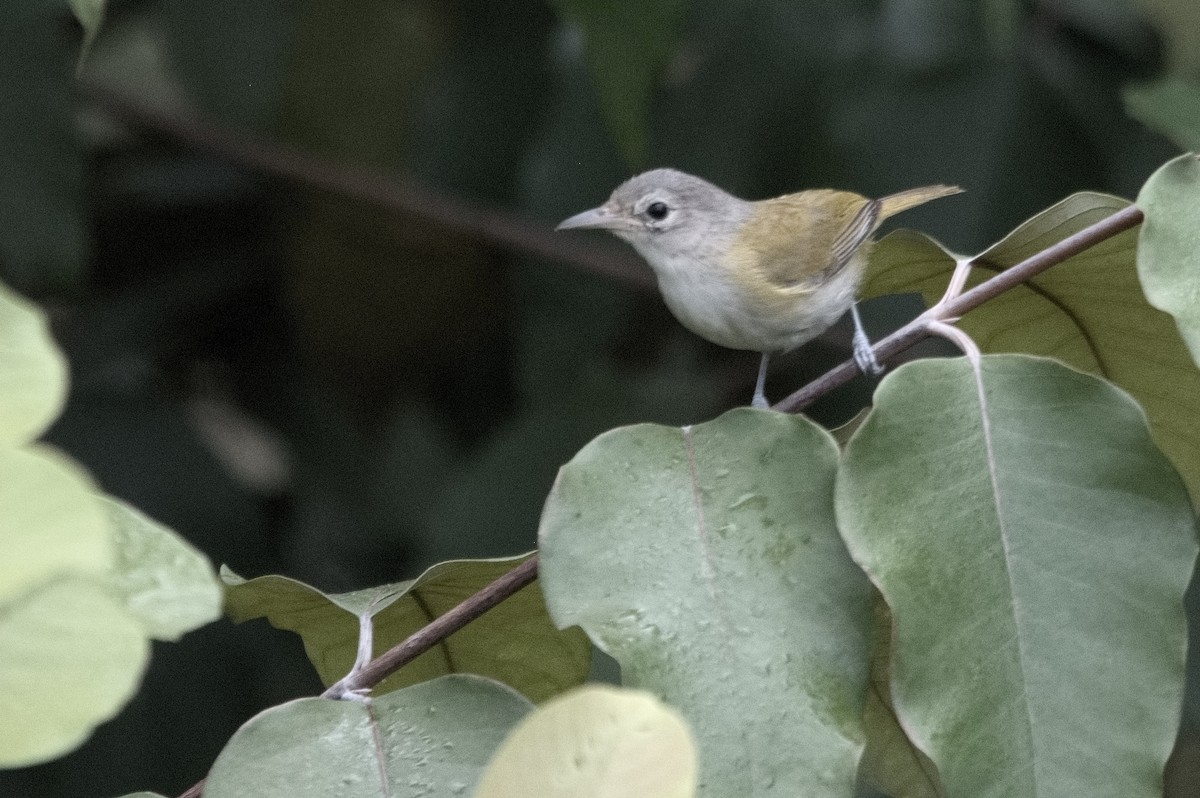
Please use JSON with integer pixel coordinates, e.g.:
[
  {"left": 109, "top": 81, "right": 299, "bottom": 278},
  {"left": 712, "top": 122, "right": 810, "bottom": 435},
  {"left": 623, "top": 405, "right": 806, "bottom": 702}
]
[{"left": 877, "top": 185, "right": 963, "bottom": 220}]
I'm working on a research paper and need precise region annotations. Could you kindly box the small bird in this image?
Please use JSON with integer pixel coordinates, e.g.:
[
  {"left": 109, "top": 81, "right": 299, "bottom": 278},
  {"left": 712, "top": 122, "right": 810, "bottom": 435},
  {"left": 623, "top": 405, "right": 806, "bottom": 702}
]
[{"left": 557, "top": 169, "right": 961, "bottom": 408}]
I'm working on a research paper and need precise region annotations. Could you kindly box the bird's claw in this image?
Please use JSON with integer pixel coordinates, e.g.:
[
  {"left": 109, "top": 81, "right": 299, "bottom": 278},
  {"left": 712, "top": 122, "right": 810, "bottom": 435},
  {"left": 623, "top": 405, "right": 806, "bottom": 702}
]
[
  {"left": 852, "top": 340, "right": 885, "bottom": 376},
  {"left": 849, "top": 303, "right": 885, "bottom": 376}
]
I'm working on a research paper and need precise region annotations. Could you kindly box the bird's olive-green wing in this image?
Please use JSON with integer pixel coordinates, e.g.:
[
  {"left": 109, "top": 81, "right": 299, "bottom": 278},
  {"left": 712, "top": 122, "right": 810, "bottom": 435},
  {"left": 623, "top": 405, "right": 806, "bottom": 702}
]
[
  {"left": 728, "top": 190, "right": 877, "bottom": 291},
  {"left": 729, "top": 185, "right": 962, "bottom": 292}
]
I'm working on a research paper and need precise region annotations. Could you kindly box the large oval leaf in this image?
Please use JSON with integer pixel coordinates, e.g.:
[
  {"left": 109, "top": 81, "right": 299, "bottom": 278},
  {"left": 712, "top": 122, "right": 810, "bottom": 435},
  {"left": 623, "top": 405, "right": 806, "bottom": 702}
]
[
  {"left": 539, "top": 408, "right": 873, "bottom": 797},
  {"left": 203, "top": 675, "right": 531, "bottom": 798},
  {"left": 836, "top": 355, "right": 1197, "bottom": 798}
]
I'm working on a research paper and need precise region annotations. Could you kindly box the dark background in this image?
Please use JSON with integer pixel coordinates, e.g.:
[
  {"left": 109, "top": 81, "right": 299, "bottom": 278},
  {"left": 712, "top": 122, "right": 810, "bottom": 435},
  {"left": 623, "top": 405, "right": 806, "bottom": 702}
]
[{"left": 0, "top": 0, "right": 1196, "bottom": 795}]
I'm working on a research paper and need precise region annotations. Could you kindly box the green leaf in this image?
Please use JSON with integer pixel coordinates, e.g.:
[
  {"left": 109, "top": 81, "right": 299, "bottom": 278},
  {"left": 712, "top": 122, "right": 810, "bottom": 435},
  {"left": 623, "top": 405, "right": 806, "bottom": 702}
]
[
  {"left": 203, "top": 675, "right": 531, "bottom": 798},
  {"left": 856, "top": 596, "right": 944, "bottom": 798},
  {"left": 103, "top": 497, "right": 223, "bottom": 641},
  {"left": 475, "top": 685, "right": 697, "bottom": 798},
  {"left": 1136, "top": 154, "right": 1200, "bottom": 363},
  {"left": 223, "top": 556, "right": 589, "bottom": 702},
  {"left": 1124, "top": 78, "right": 1200, "bottom": 152},
  {"left": 836, "top": 355, "right": 1197, "bottom": 798},
  {"left": 68, "top": 0, "right": 106, "bottom": 63},
  {"left": 538, "top": 408, "right": 873, "bottom": 797},
  {"left": 0, "top": 3, "right": 88, "bottom": 293},
  {"left": 0, "top": 280, "right": 68, "bottom": 445},
  {"left": 864, "top": 193, "right": 1200, "bottom": 503},
  {"left": 0, "top": 576, "right": 149, "bottom": 767},
  {"left": 1136, "top": 0, "right": 1200, "bottom": 74},
  {"left": 547, "top": 0, "right": 689, "bottom": 167},
  {"left": 0, "top": 445, "right": 111, "bottom": 603}
]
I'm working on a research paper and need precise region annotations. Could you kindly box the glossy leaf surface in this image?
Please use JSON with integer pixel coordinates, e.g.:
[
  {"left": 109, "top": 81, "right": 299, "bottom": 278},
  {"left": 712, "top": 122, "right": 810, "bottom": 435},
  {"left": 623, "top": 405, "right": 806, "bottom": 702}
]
[
  {"left": 540, "top": 408, "right": 872, "bottom": 797},
  {"left": 204, "top": 676, "right": 531, "bottom": 798}
]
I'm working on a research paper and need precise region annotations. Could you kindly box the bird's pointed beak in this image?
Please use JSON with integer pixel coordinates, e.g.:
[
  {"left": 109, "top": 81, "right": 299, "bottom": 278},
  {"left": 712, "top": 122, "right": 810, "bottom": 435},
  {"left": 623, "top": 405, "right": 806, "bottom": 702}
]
[{"left": 556, "top": 204, "right": 623, "bottom": 231}]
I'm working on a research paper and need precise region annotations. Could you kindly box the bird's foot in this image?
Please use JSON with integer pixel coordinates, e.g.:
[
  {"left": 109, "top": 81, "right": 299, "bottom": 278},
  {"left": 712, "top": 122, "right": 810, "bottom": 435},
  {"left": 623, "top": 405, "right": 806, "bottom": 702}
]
[
  {"left": 850, "top": 303, "right": 885, "bottom": 376},
  {"left": 852, "top": 336, "right": 885, "bottom": 376}
]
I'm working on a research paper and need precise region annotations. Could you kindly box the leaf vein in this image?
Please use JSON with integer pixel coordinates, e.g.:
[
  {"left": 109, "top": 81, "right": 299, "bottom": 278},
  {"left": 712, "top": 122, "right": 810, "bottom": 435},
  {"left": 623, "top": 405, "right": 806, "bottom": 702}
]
[{"left": 971, "top": 361, "right": 1039, "bottom": 790}]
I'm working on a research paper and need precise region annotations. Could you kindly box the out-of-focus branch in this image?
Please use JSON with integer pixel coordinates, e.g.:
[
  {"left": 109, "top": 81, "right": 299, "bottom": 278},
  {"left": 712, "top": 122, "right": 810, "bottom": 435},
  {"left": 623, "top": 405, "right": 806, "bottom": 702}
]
[{"left": 77, "top": 78, "right": 655, "bottom": 291}]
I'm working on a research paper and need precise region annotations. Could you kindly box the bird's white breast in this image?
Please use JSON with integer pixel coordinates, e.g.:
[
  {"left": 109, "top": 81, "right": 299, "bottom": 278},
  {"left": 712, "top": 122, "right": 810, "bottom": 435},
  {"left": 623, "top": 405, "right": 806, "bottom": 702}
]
[{"left": 639, "top": 243, "right": 866, "bottom": 354}]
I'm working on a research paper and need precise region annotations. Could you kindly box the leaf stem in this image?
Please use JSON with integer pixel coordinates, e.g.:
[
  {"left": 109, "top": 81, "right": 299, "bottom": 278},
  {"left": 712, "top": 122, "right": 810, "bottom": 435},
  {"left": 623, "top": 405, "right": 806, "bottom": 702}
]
[
  {"left": 925, "top": 320, "right": 982, "bottom": 364},
  {"left": 773, "top": 203, "right": 1146, "bottom": 413}
]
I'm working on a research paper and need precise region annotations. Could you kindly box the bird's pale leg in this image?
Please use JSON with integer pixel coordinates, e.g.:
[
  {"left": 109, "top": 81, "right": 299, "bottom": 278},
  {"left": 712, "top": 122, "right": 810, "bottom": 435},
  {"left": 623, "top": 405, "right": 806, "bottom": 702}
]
[
  {"left": 850, "top": 303, "right": 885, "bottom": 376},
  {"left": 752, "top": 352, "right": 771, "bottom": 409}
]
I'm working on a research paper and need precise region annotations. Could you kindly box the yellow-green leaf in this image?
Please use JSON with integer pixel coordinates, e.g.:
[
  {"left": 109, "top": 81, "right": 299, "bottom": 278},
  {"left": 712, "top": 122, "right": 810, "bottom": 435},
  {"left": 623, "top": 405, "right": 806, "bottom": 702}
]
[
  {"left": 0, "top": 577, "right": 149, "bottom": 767},
  {"left": 475, "top": 685, "right": 697, "bottom": 798},
  {"left": 223, "top": 555, "right": 589, "bottom": 702},
  {"left": 0, "top": 446, "right": 110, "bottom": 603},
  {"left": 0, "top": 281, "right": 68, "bottom": 446}
]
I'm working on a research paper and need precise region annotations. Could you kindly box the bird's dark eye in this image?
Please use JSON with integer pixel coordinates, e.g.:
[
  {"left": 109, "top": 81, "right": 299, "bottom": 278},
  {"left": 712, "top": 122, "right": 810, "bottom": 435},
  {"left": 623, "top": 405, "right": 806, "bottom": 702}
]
[{"left": 645, "top": 201, "right": 670, "bottom": 221}]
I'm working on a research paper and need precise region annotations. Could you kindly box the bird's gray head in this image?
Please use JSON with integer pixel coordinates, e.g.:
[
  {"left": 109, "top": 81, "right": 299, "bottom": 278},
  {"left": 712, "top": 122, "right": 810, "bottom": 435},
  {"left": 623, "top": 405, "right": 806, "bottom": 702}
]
[{"left": 556, "top": 169, "right": 751, "bottom": 264}]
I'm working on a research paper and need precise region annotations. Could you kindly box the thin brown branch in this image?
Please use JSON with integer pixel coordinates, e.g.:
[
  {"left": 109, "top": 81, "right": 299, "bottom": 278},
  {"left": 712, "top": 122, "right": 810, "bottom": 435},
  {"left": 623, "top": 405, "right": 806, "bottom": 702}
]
[
  {"left": 773, "top": 203, "right": 1146, "bottom": 413},
  {"left": 77, "top": 78, "right": 654, "bottom": 291}
]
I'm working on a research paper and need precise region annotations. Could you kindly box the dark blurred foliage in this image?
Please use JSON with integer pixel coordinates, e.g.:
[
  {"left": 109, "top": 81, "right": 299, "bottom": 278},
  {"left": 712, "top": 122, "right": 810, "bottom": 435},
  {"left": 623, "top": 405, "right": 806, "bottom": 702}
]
[{"left": 0, "top": 0, "right": 1195, "bottom": 795}]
